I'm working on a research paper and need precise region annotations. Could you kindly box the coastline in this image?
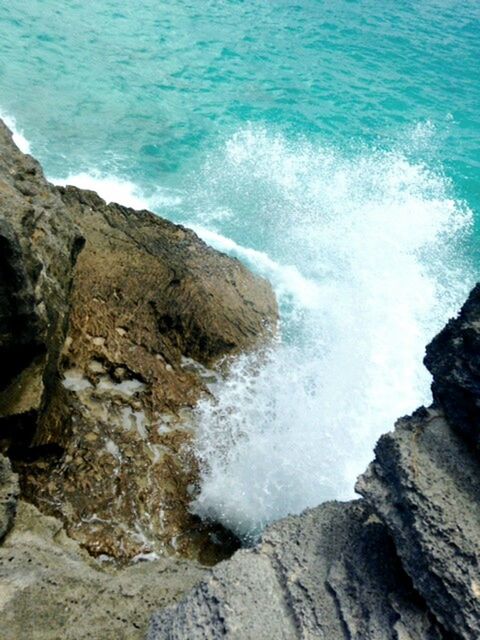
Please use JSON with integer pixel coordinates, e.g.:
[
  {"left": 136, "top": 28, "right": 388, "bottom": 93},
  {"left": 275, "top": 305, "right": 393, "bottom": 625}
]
[{"left": 1, "top": 119, "right": 479, "bottom": 638}]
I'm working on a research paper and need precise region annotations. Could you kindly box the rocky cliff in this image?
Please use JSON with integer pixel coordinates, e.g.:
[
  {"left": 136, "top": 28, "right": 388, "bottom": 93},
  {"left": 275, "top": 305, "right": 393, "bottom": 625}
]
[
  {"left": 2, "top": 117, "right": 480, "bottom": 639},
  {"left": 0, "top": 117, "right": 277, "bottom": 570},
  {"left": 148, "top": 288, "right": 480, "bottom": 638}
]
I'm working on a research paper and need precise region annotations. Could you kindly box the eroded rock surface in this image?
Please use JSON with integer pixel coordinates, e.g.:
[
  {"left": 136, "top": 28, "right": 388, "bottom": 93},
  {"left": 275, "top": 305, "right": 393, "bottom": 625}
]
[
  {"left": 19, "top": 185, "right": 276, "bottom": 562},
  {"left": 357, "top": 407, "right": 480, "bottom": 640},
  {"left": 149, "top": 288, "right": 480, "bottom": 638},
  {"left": 0, "top": 501, "right": 206, "bottom": 640},
  {"left": 149, "top": 501, "right": 446, "bottom": 640},
  {"left": 0, "top": 119, "right": 277, "bottom": 562},
  {"left": 424, "top": 283, "right": 480, "bottom": 448},
  {"left": 356, "top": 285, "right": 480, "bottom": 640},
  {"left": 0, "top": 454, "right": 19, "bottom": 541},
  {"left": 0, "top": 120, "right": 83, "bottom": 451},
  {"left": 4, "top": 114, "right": 480, "bottom": 639}
]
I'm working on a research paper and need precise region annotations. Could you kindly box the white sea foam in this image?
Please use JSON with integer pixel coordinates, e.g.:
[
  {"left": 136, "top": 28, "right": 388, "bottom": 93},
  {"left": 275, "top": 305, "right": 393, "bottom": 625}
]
[
  {"left": 186, "top": 127, "right": 473, "bottom": 541},
  {"left": 51, "top": 172, "right": 183, "bottom": 210},
  {"left": 189, "top": 225, "right": 323, "bottom": 309},
  {"left": 51, "top": 172, "right": 151, "bottom": 209},
  {"left": 0, "top": 110, "right": 31, "bottom": 154}
]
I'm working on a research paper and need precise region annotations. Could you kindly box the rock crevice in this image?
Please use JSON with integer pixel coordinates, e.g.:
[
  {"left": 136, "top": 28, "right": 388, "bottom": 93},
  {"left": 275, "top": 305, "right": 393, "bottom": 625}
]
[{"left": 148, "top": 288, "right": 480, "bottom": 639}]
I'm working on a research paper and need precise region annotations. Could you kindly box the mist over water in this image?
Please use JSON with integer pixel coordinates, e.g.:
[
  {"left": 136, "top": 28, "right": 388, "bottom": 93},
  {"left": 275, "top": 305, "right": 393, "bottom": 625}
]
[{"left": 185, "top": 127, "right": 473, "bottom": 540}]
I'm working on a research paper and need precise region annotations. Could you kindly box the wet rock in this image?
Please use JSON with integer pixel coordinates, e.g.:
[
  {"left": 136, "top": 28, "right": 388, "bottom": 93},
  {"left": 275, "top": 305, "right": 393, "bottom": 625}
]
[
  {"left": 19, "top": 184, "right": 275, "bottom": 561},
  {"left": 0, "top": 118, "right": 277, "bottom": 561},
  {"left": 148, "top": 286, "right": 480, "bottom": 637},
  {"left": 357, "top": 407, "right": 480, "bottom": 640},
  {"left": 0, "top": 500, "right": 206, "bottom": 640},
  {"left": 149, "top": 501, "right": 446, "bottom": 640},
  {"left": 356, "top": 288, "right": 480, "bottom": 640}
]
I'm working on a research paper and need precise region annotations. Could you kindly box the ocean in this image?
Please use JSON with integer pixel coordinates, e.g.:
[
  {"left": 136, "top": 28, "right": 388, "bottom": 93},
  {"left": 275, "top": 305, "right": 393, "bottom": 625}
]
[{"left": 1, "top": 0, "right": 479, "bottom": 539}]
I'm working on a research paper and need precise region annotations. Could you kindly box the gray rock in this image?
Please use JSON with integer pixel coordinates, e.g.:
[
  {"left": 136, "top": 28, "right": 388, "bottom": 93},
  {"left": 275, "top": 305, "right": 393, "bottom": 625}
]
[
  {"left": 0, "top": 453, "right": 19, "bottom": 541},
  {"left": 424, "top": 283, "right": 480, "bottom": 448},
  {"left": 148, "top": 500, "right": 445, "bottom": 639},
  {"left": 148, "top": 286, "right": 480, "bottom": 639},
  {"left": 0, "top": 501, "right": 206, "bottom": 640},
  {"left": 357, "top": 406, "right": 479, "bottom": 640}
]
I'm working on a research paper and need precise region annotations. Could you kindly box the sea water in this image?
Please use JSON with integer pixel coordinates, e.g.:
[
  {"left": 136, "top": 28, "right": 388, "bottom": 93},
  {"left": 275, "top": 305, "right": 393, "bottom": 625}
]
[{"left": 1, "top": 0, "right": 479, "bottom": 540}]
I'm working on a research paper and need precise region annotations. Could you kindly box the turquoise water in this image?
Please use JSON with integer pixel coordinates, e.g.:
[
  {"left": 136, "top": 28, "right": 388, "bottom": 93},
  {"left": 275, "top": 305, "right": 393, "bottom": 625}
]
[
  {"left": 1, "top": 0, "right": 479, "bottom": 537},
  {"left": 1, "top": 1, "right": 479, "bottom": 199}
]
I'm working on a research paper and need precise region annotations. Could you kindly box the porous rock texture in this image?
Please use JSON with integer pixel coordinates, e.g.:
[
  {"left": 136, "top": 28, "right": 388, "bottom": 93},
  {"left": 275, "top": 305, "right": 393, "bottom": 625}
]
[
  {"left": 0, "top": 500, "right": 206, "bottom": 640},
  {"left": 358, "top": 284, "right": 480, "bottom": 639},
  {"left": 0, "top": 120, "right": 84, "bottom": 447},
  {"left": 3, "top": 115, "right": 480, "bottom": 639},
  {"left": 149, "top": 501, "right": 445, "bottom": 640},
  {"left": 0, "top": 118, "right": 278, "bottom": 563},
  {"left": 0, "top": 454, "right": 19, "bottom": 541},
  {"left": 19, "top": 184, "right": 276, "bottom": 562},
  {"left": 424, "top": 283, "right": 480, "bottom": 448},
  {"left": 149, "top": 283, "right": 480, "bottom": 640},
  {"left": 357, "top": 407, "right": 480, "bottom": 640}
]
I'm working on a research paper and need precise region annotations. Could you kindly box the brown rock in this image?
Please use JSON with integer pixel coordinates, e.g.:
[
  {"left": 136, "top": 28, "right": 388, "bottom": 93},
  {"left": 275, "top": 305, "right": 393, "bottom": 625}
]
[
  {"left": 0, "top": 118, "right": 277, "bottom": 562},
  {"left": 0, "top": 120, "right": 84, "bottom": 450}
]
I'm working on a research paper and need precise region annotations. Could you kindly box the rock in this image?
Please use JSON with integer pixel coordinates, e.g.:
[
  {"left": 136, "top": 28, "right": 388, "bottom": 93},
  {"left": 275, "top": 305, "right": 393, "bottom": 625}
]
[
  {"left": 0, "top": 118, "right": 277, "bottom": 561},
  {"left": 148, "top": 500, "right": 446, "bottom": 640},
  {"left": 0, "top": 500, "right": 206, "bottom": 640},
  {"left": 424, "top": 284, "right": 480, "bottom": 448},
  {"left": 0, "top": 453, "right": 19, "bottom": 541},
  {"left": 357, "top": 406, "right": 480, "bottom": 640},
  {"left": 148, "top": 283, "right": 480, "bottom": 639},
  {"left": 0, "top": 120, "right": 83, "bottom": 449},
  {"left": 7, "top": 109, "right": 478, "bottom": 638},
  {"left": 59, "top": 184, "right": 277, "bottom": 370},
  {"left": 18, "top": 185, "right": 275, "bottom": 561}
]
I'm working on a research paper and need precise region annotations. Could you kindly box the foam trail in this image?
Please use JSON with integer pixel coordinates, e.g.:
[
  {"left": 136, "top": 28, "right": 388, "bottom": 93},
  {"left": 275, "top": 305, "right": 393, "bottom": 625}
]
[
  {"left": 0, "top": 110, "right": 31, "bottom": 154},
  {"left": 188, "top": 126, "right": 474, "bottom": 542},
  {"left": 190, "top": 225, "right": 322, "bottom": 309},
  {"left": 0, "top": 112, "right": 163, "bottom": 209},
  {"left": 52, "top": 172, "right": 183, "bottom": 210},
  {"left": 52, "top": 172, "right": 152, "bottom": 209}
]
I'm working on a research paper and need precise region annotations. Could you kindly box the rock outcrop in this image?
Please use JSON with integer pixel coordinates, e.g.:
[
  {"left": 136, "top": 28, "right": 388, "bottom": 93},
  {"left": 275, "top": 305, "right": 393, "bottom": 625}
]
[
  {"left": 0, "top": 120, "right": 83, "bottom": 451},
  {"left": 149, "top": 285, "right": 480, "bottom": 640},
  {"left": 357, "top": 407, "right": 480, "bottom": 640},
  {"left": 0, "top": 118, "right": 278, "bottom": 563},
  {"left": 0, "top": 500, "right": 206, "bottom": 640},
  {"left": 18, "top": 184, "right": 276, "bottom": 562},
  {"left": 424, "top": 283, "right": 480, "bottom": 448},
  {"left": 0, "top": 454, "right": 19, "bottom": 541},
  {"left": 149, "top": 501, "right": 445, "bottom": 640},
  {"left": 3, "top": 114, "right": 480, "bottom": 639}
]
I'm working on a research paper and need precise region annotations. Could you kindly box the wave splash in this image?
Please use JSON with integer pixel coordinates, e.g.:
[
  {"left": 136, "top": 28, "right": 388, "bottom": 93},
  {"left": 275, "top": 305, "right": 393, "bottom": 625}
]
[
  {"left": 0, "top": 110, "right": 31, "bottom": 154},
  {"left": 3, "top": 112, "right": 472, "bottom": 542},
  {"left": 188, "top": 127, "right": 473, "bottom": 541}
]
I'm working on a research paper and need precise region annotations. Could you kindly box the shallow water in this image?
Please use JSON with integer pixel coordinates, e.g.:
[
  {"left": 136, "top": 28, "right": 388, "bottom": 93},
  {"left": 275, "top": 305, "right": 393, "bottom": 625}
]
[{"left": 1, "top": 0, "right": 479, "bottom": 539}]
